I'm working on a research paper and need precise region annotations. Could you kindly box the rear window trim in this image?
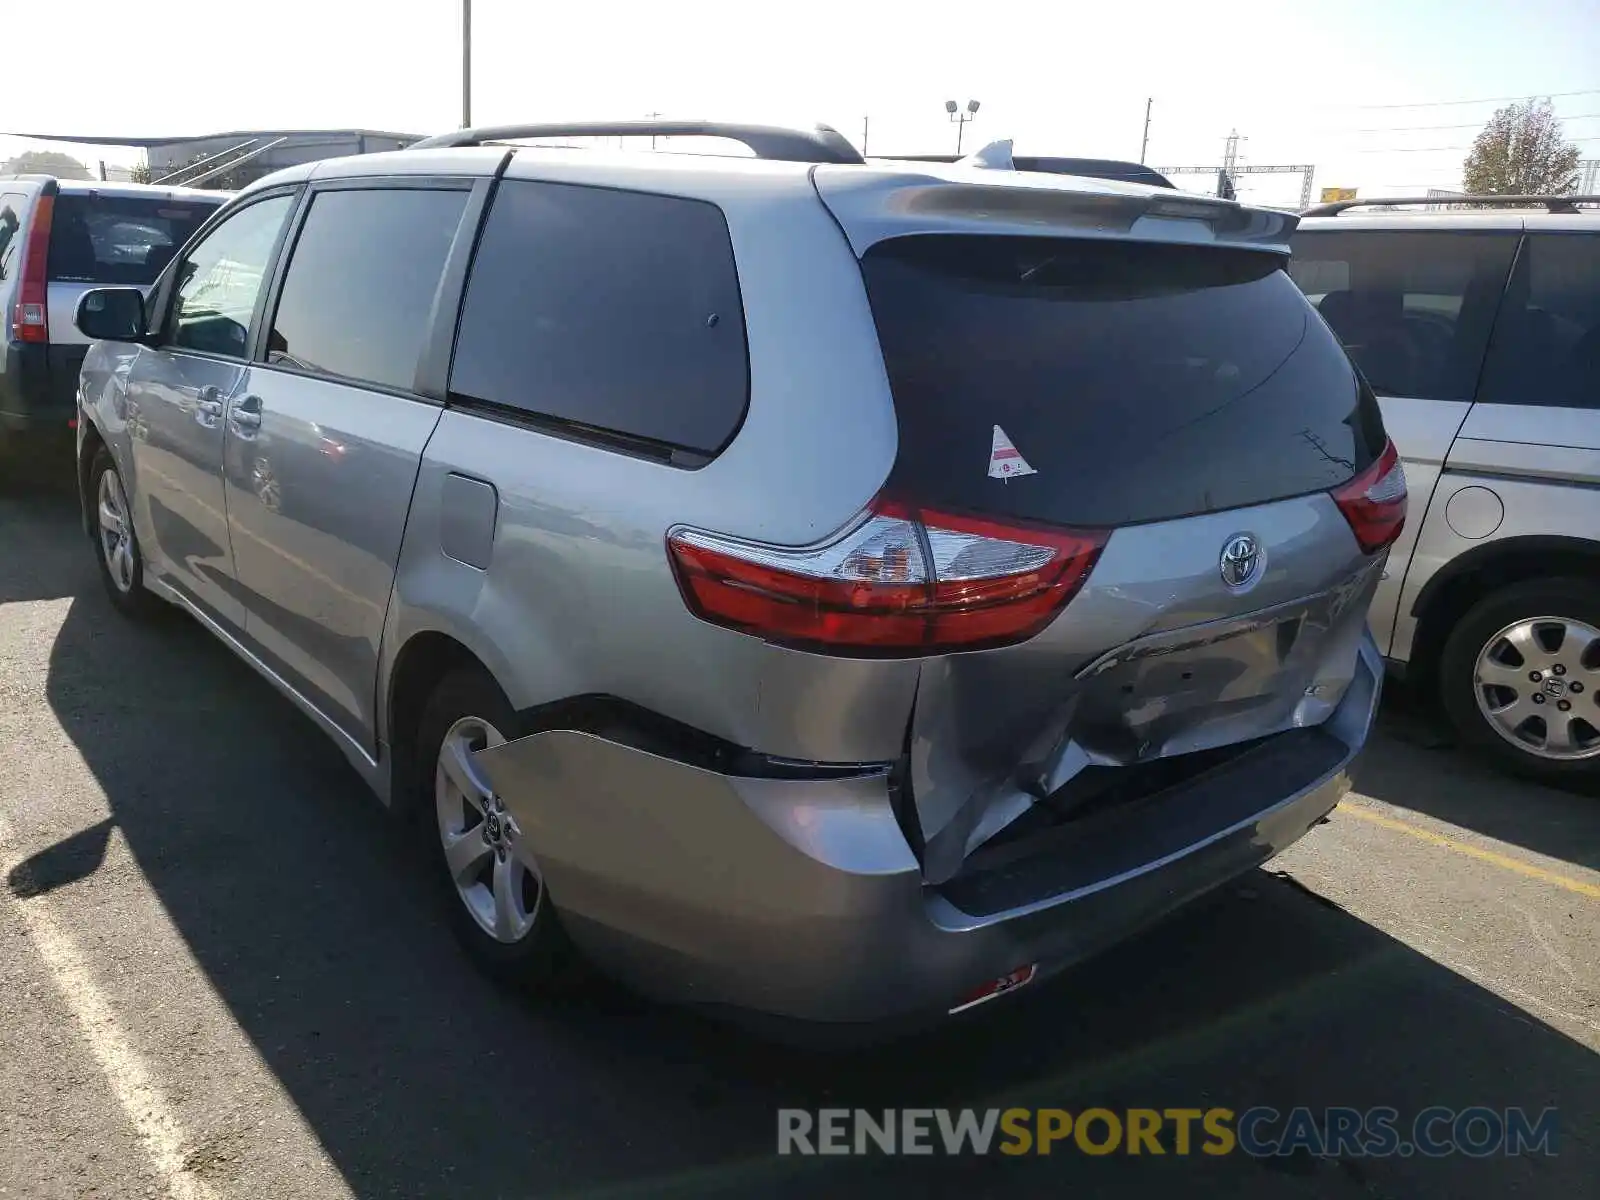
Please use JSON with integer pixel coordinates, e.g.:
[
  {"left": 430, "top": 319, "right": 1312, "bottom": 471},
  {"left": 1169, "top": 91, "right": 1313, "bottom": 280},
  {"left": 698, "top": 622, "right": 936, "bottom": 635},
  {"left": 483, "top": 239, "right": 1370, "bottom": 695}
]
[
  {"left": 251, "top": 356, "right": 445, "bottom": 408},
  {"left": 445, "top": 391, "right": 713, "bottom": 469},
  {"left": 893, "top": 475, "right": 1363, "bottom": 533}
]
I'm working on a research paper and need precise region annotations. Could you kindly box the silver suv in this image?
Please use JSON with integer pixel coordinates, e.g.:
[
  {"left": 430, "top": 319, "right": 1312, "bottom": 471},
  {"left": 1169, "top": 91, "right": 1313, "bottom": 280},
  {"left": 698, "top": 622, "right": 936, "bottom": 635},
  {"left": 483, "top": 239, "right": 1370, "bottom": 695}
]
[
  {"left": 0, "top": 176, "right": 223, "bottom": 467},
  {"left": 1293, "top": 196, "right": 1600, "bottom": 785},
  {"left": 72, "top": 120, "right": 1399, "bottom": 1030}
]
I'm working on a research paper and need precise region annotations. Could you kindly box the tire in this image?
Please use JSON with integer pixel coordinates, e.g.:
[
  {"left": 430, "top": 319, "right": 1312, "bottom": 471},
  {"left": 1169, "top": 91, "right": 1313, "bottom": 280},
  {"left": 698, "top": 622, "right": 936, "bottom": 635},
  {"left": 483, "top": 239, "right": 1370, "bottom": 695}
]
[
  {"left": 87, "top": 448, "right": 158, "bottom": 617},
  {"left": 1439, "top": 577, "right": 1600, "bottom": 785},
  {"left": 415, "top": 666, "right": 577, "bottom": 989}
]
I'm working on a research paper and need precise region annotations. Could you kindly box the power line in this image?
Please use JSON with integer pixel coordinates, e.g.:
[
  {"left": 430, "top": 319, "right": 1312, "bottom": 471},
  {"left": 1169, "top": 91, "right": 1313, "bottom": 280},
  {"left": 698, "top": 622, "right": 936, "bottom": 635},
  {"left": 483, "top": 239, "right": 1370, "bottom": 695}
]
[
  {"left": 1351, "top": 134, "right": 1600, "bottom": 153},
  {"left": 1350, "top": 145, "right": 1478, "bottom": 154},
  {"left": 1145, "top": 114, "right": 1593, "bottom": 146},
  {"left": 1343, "top": 88, "right": 1600, "bottom": 110},
  {"left": 1147, "top": 112, "right": 1600, "bottom": 140},
  {"left": 1344, "top": 112, "right": 1600, "bottom": 134}
]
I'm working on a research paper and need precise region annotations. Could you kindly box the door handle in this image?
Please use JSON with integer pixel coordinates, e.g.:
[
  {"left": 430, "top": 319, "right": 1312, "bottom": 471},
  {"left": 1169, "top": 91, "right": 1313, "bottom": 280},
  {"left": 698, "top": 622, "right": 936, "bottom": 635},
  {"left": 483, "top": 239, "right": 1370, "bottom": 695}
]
[
  {"left": 230, "top": 395, "right": 262, "bottom": 433},
  {"left": 195, "top": 386, "right": 223, "bottom": 425}
]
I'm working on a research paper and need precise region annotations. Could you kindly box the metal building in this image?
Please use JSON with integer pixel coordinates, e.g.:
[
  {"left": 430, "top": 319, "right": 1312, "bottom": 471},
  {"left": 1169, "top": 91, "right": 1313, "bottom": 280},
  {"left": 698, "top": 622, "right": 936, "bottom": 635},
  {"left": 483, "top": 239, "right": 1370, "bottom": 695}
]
[{"left": 3, "top": 129, "right": 421, "bottom": 188}]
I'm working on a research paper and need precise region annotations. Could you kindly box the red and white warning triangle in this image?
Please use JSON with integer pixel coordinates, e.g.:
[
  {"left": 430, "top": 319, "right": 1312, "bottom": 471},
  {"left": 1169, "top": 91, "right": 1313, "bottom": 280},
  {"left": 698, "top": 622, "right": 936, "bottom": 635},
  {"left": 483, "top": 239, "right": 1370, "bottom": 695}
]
[{"left": 988, "top": 424, "right": 1037, "bottom": 480}]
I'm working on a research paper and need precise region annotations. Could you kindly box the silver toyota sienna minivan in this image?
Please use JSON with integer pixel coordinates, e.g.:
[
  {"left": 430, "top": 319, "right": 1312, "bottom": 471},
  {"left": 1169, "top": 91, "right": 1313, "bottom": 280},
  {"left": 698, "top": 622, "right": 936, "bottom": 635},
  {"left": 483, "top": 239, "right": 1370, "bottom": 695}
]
[{"left": 71, "top": 121, "right": 1402, "bottom": 1030}]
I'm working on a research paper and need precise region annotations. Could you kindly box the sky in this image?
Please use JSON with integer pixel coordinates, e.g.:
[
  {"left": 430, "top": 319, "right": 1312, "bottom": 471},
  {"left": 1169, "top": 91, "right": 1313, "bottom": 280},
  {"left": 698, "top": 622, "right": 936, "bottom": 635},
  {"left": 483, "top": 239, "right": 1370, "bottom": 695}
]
[{"left": 5, "top": 0, "right": 1599, "bottom": 207}]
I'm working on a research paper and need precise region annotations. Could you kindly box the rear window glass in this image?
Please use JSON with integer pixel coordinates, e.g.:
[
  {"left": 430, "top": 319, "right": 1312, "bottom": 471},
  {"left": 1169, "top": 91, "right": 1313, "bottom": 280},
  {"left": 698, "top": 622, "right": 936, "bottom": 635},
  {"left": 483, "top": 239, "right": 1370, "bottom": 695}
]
[
  {"left": 863, "top": 235, "right": 1384, "bottom": 529},
  {"left": 48, "top": 194, "right": 220, "bottom": 285},
  {"left": 1289, "top": 230, "right": 1518, "bottom": 400},
  {"left": 449, "top": 180, "right": 748, "bottom": 459}
]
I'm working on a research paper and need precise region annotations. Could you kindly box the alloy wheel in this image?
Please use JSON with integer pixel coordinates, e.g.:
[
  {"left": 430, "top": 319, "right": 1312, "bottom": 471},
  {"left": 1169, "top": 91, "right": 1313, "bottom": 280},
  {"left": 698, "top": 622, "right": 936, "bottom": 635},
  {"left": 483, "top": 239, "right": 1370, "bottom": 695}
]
[
  {"left": 96, "top": 468, "right": 136, "bottom": 594},
  {"left": 433, "top": 716, "right": 544, "bottom": 943},
  {"left": 1473, "top": 616, "right": 1600, "bottom": 761}
]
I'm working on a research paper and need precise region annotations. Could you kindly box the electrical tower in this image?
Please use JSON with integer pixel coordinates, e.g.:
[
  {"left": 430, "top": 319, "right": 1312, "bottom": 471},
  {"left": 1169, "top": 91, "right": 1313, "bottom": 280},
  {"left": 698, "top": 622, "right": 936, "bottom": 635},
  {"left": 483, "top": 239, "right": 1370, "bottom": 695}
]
[
  {"left": 1157, "top": 129, "right": 1316, "bottom": 210},
  {"left": 1582, "top": 159, "right": 1600, "bottom": 194}
]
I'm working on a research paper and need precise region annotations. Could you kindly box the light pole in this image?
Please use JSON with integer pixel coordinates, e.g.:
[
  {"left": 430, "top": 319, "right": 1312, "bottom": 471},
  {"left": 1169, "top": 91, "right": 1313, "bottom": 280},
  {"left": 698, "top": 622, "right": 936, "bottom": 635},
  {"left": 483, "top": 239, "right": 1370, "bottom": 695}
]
[
  {"left": 460, "top": 0, "right": 472, "bottom": 128},
  {"left": 946, "top": 99, "right": 980, "bottom": 155}
]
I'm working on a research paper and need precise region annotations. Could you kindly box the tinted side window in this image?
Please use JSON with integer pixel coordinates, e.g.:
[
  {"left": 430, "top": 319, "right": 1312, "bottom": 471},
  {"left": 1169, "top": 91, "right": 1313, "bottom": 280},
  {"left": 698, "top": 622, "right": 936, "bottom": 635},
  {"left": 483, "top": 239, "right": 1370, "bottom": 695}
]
[
  {"left": 267, "top": 187, "right": 469, "bottom": 393},
  {"left": 1479, "top": 234, "right": 1600, "bottom": 409},
  {"left": 170, "top": 195, "right": 294, "bottom": 357},
  {"left": 1289, "top": 231, "right": 1518, "bottom": 400},
  {"left": 450, "top": 180, "right": 748, "bottom": 457},
  {"left": 0, "top": 192, "right": 26, "bottom": 281}
]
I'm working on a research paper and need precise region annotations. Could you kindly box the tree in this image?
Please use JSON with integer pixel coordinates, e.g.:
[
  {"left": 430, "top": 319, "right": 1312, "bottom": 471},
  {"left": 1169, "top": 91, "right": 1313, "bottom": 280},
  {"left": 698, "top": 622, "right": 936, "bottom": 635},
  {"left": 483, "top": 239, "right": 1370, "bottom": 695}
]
[
  {"left": 1462, "top": 99, "right": 1581, "bottom": 196},
  {"left": 1, "top": 150, "right": 93, "bottom": 180},
  {"left": 130, "top": 161, "right": 154, "bottom": 185}
]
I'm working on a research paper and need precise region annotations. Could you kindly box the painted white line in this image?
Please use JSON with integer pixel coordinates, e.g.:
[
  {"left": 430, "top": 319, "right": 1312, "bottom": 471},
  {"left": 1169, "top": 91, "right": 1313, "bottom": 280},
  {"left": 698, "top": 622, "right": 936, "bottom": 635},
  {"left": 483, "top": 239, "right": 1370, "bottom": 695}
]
[
  {"left": 1390, "top": 919, "right": 1600, "bottom": 1038},
  {"left": 1514, "top": 902, "right": 1581, "bottom": 985},
  {"left": 0, "top": 814, "right": 217, "bottom": 1200}
]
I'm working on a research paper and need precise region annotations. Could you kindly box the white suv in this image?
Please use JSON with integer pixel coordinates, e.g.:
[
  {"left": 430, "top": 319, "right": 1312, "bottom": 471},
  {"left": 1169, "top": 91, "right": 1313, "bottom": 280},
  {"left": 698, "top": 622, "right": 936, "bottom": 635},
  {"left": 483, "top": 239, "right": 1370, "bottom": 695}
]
[{"left": 0, "top": 176, "right": 223, "bottom": 469}]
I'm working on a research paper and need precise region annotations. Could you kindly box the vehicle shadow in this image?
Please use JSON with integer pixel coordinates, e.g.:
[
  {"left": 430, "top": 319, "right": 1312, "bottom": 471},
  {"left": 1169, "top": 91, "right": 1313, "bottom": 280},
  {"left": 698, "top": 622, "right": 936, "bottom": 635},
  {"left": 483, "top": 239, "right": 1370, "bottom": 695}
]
[
  {"left": 1351, "top": 682, "right": 1600, "bottom": 874},
  {"left": 0, "top": 443, "right": 77, "bottom": 504},
  {"left": 9, "top": 492, "right": 1598, "bottom": 1199}
]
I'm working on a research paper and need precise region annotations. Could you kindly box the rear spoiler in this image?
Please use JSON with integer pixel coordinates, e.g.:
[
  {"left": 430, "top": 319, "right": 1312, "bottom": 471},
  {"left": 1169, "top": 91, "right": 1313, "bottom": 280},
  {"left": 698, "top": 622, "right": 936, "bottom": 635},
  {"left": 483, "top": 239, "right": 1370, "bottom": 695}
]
[
  {"left": 814, "top": 165, "right": 1297, "bottom": 256},
  {"left": 875, "top": 148, "right": 1177, "bottom": 190}
]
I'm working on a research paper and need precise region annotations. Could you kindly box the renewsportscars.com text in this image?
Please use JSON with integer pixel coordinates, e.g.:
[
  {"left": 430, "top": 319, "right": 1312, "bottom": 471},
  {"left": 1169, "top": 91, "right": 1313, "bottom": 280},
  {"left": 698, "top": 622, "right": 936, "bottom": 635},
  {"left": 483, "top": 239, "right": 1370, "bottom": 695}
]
[{"left": 777, "top": 1106, "right": 1558, "bottom": 1158}]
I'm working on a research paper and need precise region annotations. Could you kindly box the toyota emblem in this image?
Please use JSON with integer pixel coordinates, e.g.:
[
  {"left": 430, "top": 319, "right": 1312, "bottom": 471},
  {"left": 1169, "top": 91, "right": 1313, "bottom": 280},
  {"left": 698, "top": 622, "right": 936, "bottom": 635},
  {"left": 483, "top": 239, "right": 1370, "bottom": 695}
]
[{"left": 1220, "top": 533, "right": 1264, "bottom": 591}]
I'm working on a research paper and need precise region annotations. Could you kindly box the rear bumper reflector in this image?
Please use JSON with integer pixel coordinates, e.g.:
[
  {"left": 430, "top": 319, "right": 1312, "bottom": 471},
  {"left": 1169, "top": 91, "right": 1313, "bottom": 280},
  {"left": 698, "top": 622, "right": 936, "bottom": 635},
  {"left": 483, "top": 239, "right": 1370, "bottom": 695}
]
[{"left": 948, "top": 963, "right": 1038, "bottom": 1014}]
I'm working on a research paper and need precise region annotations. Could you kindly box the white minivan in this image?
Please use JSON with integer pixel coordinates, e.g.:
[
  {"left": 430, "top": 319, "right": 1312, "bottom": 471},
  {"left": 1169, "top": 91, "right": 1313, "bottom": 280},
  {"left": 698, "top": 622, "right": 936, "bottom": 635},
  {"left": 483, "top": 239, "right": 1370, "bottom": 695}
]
[{"left": 1293, "top": 194, "right": 1600, "bottom": 784}]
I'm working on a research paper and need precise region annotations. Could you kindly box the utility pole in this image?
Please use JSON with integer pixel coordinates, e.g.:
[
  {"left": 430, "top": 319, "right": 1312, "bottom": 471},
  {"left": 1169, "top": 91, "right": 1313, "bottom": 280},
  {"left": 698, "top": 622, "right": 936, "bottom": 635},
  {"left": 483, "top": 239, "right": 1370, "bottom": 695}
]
[
  {"left": 1139, "top": 97, "right": 1152, "bottom": 164},
  {"left": 460, "top": 0, "right": 472, "bottom": 128},
  {"left": 1218, "top": 129, "right": 1241, "bottom": 200},
  {"left": 862, "top": 115, "right": 869, "bottom": 156},
  {"left": 1222, "top": 129, "right": 1241, "bottom": 177}
]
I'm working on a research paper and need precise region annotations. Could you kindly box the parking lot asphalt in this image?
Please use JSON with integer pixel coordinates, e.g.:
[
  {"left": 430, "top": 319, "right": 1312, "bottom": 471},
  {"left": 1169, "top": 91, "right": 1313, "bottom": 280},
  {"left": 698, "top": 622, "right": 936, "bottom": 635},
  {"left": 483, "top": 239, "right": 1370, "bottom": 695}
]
[{"left": 1, "top": 485, "right": 1596, "bottom": 1199}]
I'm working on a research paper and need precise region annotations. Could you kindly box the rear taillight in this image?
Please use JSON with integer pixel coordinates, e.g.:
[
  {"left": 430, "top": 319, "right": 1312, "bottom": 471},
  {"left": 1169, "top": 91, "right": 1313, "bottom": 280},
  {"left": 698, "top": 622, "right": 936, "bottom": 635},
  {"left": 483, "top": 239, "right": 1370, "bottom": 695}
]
[
  {"left": 667, "top": 498, "right": 1107, "bottom": 655},
  {"left": 11, "top": 194, "right": 53, "bottom": 344},
  {"left": 1333, "top": 439, "right": 1407, "bottom": 554}
]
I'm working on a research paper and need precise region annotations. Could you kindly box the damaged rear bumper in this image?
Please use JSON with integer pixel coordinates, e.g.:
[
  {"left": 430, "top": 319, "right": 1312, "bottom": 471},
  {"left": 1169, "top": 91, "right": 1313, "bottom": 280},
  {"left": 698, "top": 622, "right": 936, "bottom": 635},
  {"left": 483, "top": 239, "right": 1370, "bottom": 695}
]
[{"left": 472, "top": 636, "right": 1382, "bottom": 1027}]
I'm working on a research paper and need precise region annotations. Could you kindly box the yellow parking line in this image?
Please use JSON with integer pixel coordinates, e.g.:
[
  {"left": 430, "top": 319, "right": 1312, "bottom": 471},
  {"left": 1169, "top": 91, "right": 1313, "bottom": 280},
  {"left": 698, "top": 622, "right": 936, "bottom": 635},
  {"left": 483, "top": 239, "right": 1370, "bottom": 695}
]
[{"left": 1338, "top": 802, "right": 1600, "bottom": 901}]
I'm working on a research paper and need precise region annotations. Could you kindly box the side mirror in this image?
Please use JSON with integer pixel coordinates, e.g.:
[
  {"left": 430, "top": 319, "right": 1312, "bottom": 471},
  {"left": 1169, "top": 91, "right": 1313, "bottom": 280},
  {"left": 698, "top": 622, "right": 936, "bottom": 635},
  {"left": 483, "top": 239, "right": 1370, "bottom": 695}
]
[{"left": 75, "top": 288, "right": 148, "bottom": 342}]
